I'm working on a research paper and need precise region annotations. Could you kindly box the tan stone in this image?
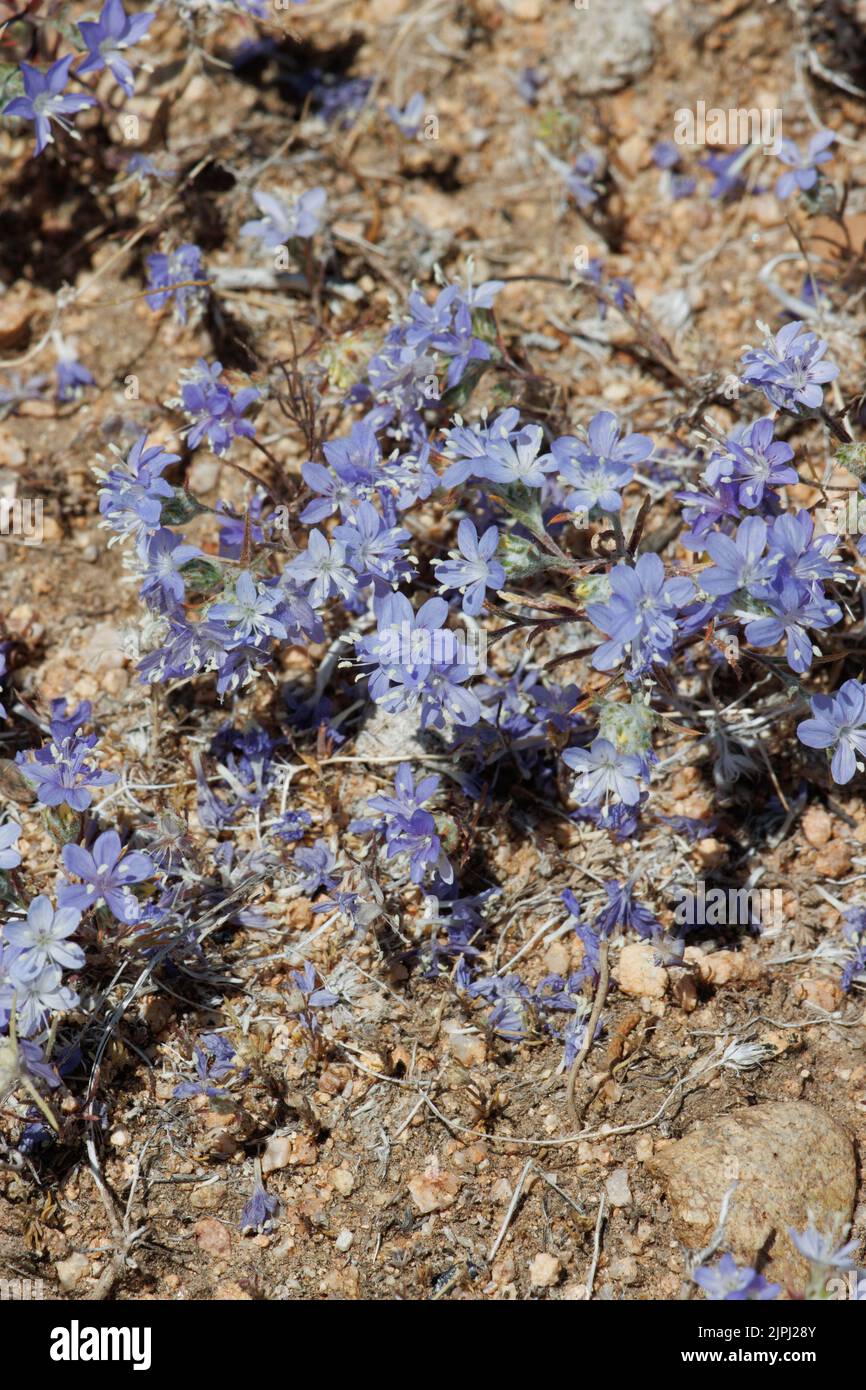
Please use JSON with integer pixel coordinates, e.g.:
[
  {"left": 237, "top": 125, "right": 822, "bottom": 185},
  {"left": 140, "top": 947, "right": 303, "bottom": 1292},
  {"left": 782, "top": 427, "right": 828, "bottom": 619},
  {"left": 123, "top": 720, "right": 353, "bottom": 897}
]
[
  {"left": 192, "top": 1217, "right": 232, "bottom": 1256},
  {"left": 647, "top": 1102, "right": 857, "bottom": 1286},
  {"left": 814, "top": 840, "right": 852, "bottom": 878},
  {"left": 528, "top": 1252, "right": 562, "bottom": 1287},
  {"left": 802, "top": 805, "right": 832, "bottom": 848},
  {"left": 615, "top": 941, "right": 667, "bottom": 999}
]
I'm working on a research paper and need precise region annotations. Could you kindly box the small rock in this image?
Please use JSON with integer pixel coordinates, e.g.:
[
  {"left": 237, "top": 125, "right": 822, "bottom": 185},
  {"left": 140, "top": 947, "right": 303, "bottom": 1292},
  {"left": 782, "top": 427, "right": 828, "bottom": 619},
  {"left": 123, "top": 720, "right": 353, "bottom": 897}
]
[
  {"left": 291, "top": 1133, "right": 318, "bottom": 1166},
  {"left": 499, "top": 0, "right": 542, "bottom": 16},
  {"left": 605, "top": 1167, "right": 633, "bottom": 1208},
  {"left": 0, "top": 427, "right": 25, "bottom": 469},
  {"left": 814, "top": 839, "right": 852, "bottom": 878},
  {"left": 802, "top": 805, "right": 832, "bottom": 848},
  {"left": 608, "top": 1255, "right": 639, "bottom": 1285},
  {"left": 694, "top": 837, "right": 726, "bottom": 870},
  {"left": 407, "top": 1159, "right": 460, "bottom": 1214},
  {"left": 442, "top": 1018, "right": 486, "bottom": 1067},
  {"left": 262, "top": 1135, "right": 293, "bottom": 1173},
  {"left": 330, "top": 1166, "right": 355, "bottom": 1196},
  {"left": 335, "top": 1229, "right": 354, "bottom": 1252},
  {"left": 615, "top": 941, "right": 667, "bottom": 999},
  {"left": 647, "top": 1102, "right": 857, "bottom": 1286},
  {"left": 684, "top": 947, "right": 763, "bottom": 986},
  {"left": 795, "top": 976, "right": 843, "bottom": 1012},
  {"left": 552, "top": 0, "right": 655, "bottom": 94},
  {"left": 528, "top": 1252, "right": 562, "bottom": 1288},
  {"left": 0, "top": 291, "right": 35, "bottom": 348},
  {"left": 193, "top": 1217, "right": 232, "bottom": 1257},
  {"left": 55, "top": 1253, "right": 89, "bottom": 1291},
  {"left": 544, "top": 940, "right": 571, "bottom": 976},
  {"left": 190, "top": 1180, "right": 226, "bottom": 1211}
]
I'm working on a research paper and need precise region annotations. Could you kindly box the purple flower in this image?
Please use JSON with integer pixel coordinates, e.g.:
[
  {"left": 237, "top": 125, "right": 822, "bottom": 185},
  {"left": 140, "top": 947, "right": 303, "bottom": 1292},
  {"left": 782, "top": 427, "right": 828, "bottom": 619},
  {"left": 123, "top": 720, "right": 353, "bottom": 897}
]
[
  {"left": 652, "top": 140, "right": 680, "bottom": 170},
  {"left": 566, "top": 151, "right": 602, "bottom": 209},
  {"left": 146, "top": 243, "right": 207, "bottom": 324},
  {"left": 2, "top": 56, "right": 98, "bottom": 157},
  {"left": 174, "top": 1033, "right": 240, "bottom": 1100},
  {"left": 138, "top": 527, "right": 203, "bottom": 611},
  {"left": 789, "top": 1220, "right": 859, "bottom": 1270},
  {"left": 693, "top": 1253, "right": 780, "bottom": 1301},
  {"left": 286, "top": 960, "right": 339, "bottom": 1035},
  {"left": 3, "top": 895, "right": 84, "bottom": 978},
  {"left": 61, "top": 829, "right": 154, "bottom": 923},
  {"left": 767, "top": 509, "right": 841, "bottom": 586},
  {"left": 797, "top": 678, "right": 866, "bottom": 784},
  {"left": 516, "top": 67, "right": 545, "bottom": 105},
  {"left": 720, "top": 417, "right": 798, "bottom": 507},
  {"left": 553, "top": 411, "right": 651, "bottom": 513},
  {"left": 563, "top": 737, "right": 644, "bottom": 808},
  {"left": 355, "top": 592, "right": 482, "bottom": 730},
  {"left": 53, "top": 333, "right": 93, "bottom": 403},
  {"left": 0, "top": 820, "right": 21, "bottom": 870},
  {"left": 677, "top": 479, "right": 742, "bottom": 550},
  {"left": 98, "top": 433, "right": 179, "bottom": 539},
  {"left": 77, "top": 0, "right": 154, "bottom": 96},
  {"left": 587, "top": 553, "right": 694, "bottom": 676},
  {"left": 241, "top": 187, "right": 326, "bottom": 248},
  {"left": 741, "top": 575, "right": 841, "bottom": 674},
  {"left": 367, "top": 762, "right": 441, "bottom": 824},
  {"left": 435, "top": 519, "right": 503, "bottom": 616},
  {"left": 177, "top": 360, "right": 259, "bottom": 457},
  {"left": 295, "top": 840, "right": 339, "bottom": 895},
  {"left": 300, "top": 421, "right": 381, "bottom": 523},
  {"left": 208, "top": 570, "right": 288, "bottom": 642},
  {"left": 484, "top": 424, "right": 557, "bottom": 487},
  {"left": 739, "top": 320, "right": 838, "bottom": 413},
  {"left": 16, "top": 736, "right": 116, "bottom": 812},
  {"left": 0, "top": 961, "right": 78, "bottom": 1037},
  {"left": 240, "top": 1167, "right": 280, "bottom": 1234},
  {"left": 384, "top": 808, "right": 453, "bottom": 885},
  {"left": 386, "top": 92, "right": 426, "bottom": 138},
  {"left": 439, "top": 408, "right": 521, "bottom": 489},
  {"left": 287, "top": 528, "right": 358, "bottom": 607},
  {"left": 774, "top": 129, "right": 835, "bottom": 199},
  {"left": 841, "top": 908, "right": 866, "bottom": 992},
  {"left": 594, "top": 879, "right": 659, "bottom": 940},
  {"left": 701, "top": 516, "right": 771, "bottom": 596},
  {"left": 702, "top": 147, "right": 751, "bottom": 199},
  {"left": 469, "top": 972, "right": 533, "bottom": 1042},
  {"left": 332, "top": 502, "right": 412, "bottom": 591}
]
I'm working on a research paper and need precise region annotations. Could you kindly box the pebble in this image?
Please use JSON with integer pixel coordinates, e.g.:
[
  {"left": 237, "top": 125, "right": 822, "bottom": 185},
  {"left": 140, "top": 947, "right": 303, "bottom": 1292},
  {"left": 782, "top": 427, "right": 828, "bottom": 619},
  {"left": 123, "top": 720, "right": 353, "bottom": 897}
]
[
  {"left": 407, "top": 1160, "right": 460, "bottom": 1213},
  {"left": 605, "top": 1167, "right": 633, "bottom": 1208},
  {"left": 262, "top": 1135, "right": 293, "bottom": 1173},
  {"left": 794, "top": 976, "right": 843, "bottom": 1012},
  {"left": 528, "top": 1252, "right": 562, "bottom": 1288},
  {"left": 0, "top": 291, "right": 35, "bottom": 348},
  {"left": 0, "top": 426, "right": 25, "bottom": 469},
  {"left": 442, "top": 1018, "right": 486, "bottom": 1067},
  {"left": 335, "top": 1229, "right": 354, "bottom": 1252},
  {"left": 55, "top": 1253, "right": 89, "bottom": 1291},
  {"left": 647, "top": 1101, "right": 857, "bottom": 1285},
  {"left": 552, "top": 0, "right": 655, "bottom": 94},
  {"left": 802, "top": 805, "right": 832, "bottom": 848},
  {"left": 814, "top": 839, "right": 852, "bottom": 878},
  {"left": 193, "top": 1217, "right": 232, "bottom": 1257},
  {"left": 615, "top": 941, "right": 667, "bottom": 999},
  {"left": 330, "top": 1166, "right": 355, "bottom": 1196}
]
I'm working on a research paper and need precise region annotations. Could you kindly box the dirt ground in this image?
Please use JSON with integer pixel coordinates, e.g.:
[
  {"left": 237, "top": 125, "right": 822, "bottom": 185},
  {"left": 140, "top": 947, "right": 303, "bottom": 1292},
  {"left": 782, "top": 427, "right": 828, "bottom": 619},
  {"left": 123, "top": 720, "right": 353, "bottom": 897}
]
[{"left": 1, "top": 0, "right": 866, "bottom": 1301}]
